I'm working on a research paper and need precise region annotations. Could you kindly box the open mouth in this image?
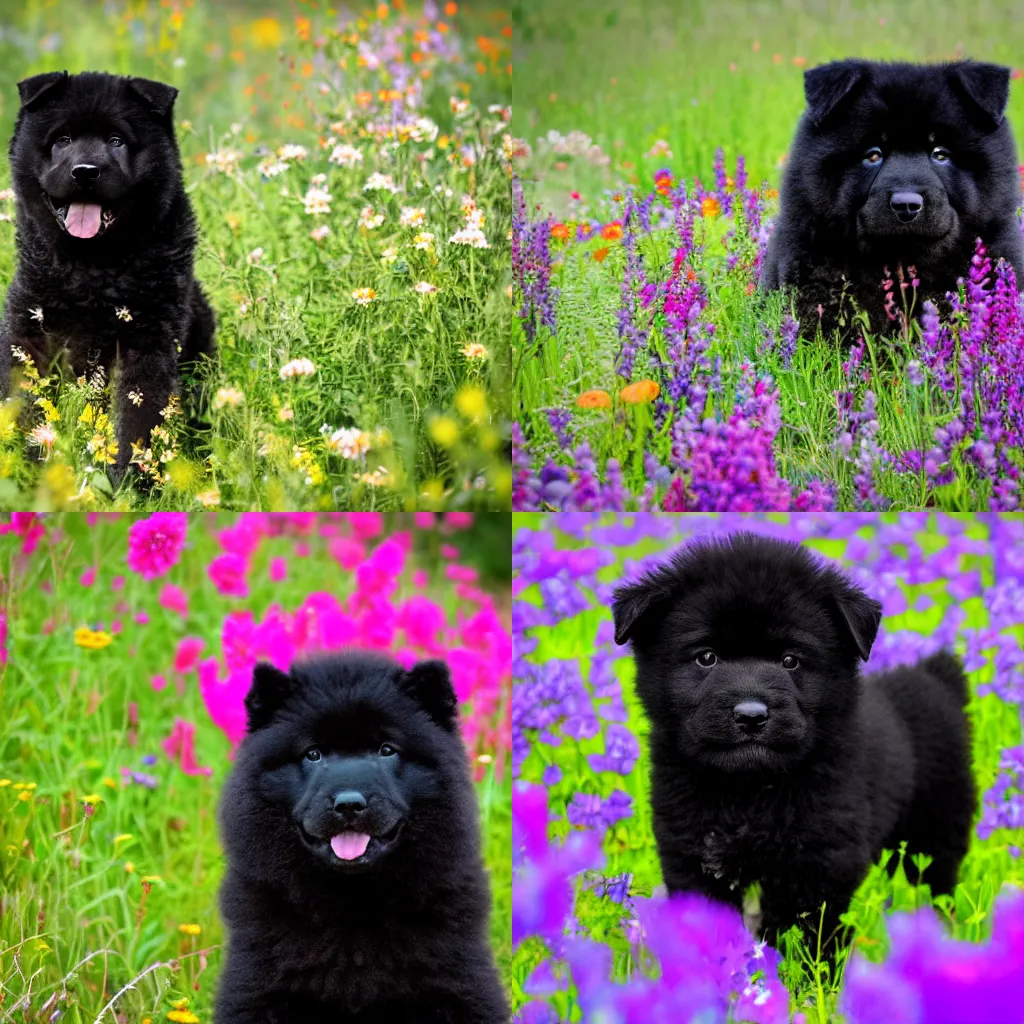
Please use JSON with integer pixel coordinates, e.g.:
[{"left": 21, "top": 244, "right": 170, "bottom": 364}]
[
  {"left": 299, "top": 819, "right": 404, "bottom": 868},
  {"left": 46, "top": 196, "right": 118, "bottom": 239}
]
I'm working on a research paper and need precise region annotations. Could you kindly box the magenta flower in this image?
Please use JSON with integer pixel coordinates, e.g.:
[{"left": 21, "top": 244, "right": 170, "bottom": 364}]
[
  {"left": 158, "top": 584, "right": 189, "bottom": 618},
  {"left": 356, "top": 537, "right": 406, "bottom": 600},
  {"left": 173, "top": 636, "right": 206, "bottom": 674},
  {"left": 161, "top": 718, "right": 212, "bottom": 776},
  {"left": 329, "top": 536, "right": 365, "bottom": 570},
  {"left": 208, "top": 553, "right": 249, "bottom": 598},
  {"left": 79, "top": 567, "right": 96, "bottom": 587},
  {"left": 127, "top": 513, "right": 188, "bottom": 580},
  {"left": 270, "top": 557, "right": 288, "bottom": 582}
]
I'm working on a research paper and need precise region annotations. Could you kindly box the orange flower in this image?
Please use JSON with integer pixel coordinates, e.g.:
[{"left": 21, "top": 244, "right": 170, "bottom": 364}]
[
  {"left": 592, "top": 247, "right": 610, "bottom": 263},
  {"left": 576, "top": 390, "right": 612, "bottom": 410},
  {"left": 445, "top": 1, "right": 458, "bottom": 13},
  {"left": 600, "top": 221, "right": 623, "bottom": 241},
  {"left": 701, "top": 197, "right": 720, "bottom": 219},
  {"left": 550, "top": 222, "right": 570, "bottom": 241},
  {"left": 620, "top": 380, "right": 660, "bottom": 404},
  {"left": 724, "top": 175, "right": 735, "bottom": 191}
]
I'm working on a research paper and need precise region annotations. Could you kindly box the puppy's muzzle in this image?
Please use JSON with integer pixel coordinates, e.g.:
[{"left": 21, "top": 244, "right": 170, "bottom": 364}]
[{"left": 733, "top": 701, "right": 769, "bottom": 733}]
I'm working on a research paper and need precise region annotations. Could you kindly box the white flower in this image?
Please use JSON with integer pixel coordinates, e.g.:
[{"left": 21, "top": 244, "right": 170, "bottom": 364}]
[
  {"left": 279, "top": 358, "right": 317, "bottom": 380},
  {"left": 324, "top": 426, "right": 371, "bottom": 460},
  {"left": 355, "top": 466, "right": 392, "bottom": 488},
  {"left": 115, "top": 307, "right": 133, "bottom": 322},
  {"left": 329, "top": 143, "right": 363, "bottom": 167},
  {"left": 213, "top": 386, "right": 245, "bottom": 409},
  {"left": 411, "top": 117, "right": 439, "bottom": 143},
  {"left": 412, "top": 231, "right": 435, "bottom": 251},
  {"left": 28, "top": 422, "right": 57, "bottom": 448},
  {"left": 277, "top": 406, "right": 294, "bottom": 422},
  {"left": 449, "top": 225, "right": 490, "bottom": 249},
  {"left": 0, "top": 188, "right": 15, "bottom": 201},
  {"left": 413, "top": 281, "right": 438, "bottom": 294},
  {"left": 310, "top": 172, "right": 327, "bottom": 185},
  {"left": 206, "top": 148, "right": 242, "bottom": 174},
  {"left": 380, "top": 245, "right": 399, "bottom": 266},
  {"left": 358, "top": 205, "right": 384, "bottom": 230},
  {"left": 128, "top": 390, "right": 144, "bottom": 406},
  {"left": 363, "top": 172, "right": 400, "bottom": 194},
  {"left": 195, "top": 489, "right": 221, "bottom": 509},
  {"left": 461, "top": 343, "right": 488, "bottom": 359},
  {"left": 278, "top": 143, "right": 309, "bottom": 161},
  {"left": 29, "top": 307, "right": 44, "bottom": 323},
  {"left": 310, "top": 224, "right": 331, "bottom": 241},
  {"left": 303, "top": 186, "right": 331, "bottom": 215},
  {"left": 351, "top": 288, "right": 377, "bottom": 305},
  {"left": 645, "top": 138, "right": 673, "bottom": 159},
  {"left": 10, "top": 345, "right": 30, "bottom": 363},
  {"left": 247, "top": 247, "right": 264, "bottom": 265},
  {"left": 399, "top": 206, "right": 426, "bottom": 228},
  {"left": 449, "top": 96, "right": 470, "bottom": 116},
  {"left": 258, "top": 158, "right": 289, "bottom": 178}
]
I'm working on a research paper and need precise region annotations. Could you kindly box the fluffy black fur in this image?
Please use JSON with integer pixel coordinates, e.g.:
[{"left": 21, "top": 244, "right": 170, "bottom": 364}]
[
  {"left": 762, "top": 59, "right": 1024, "bottom": 339},
  {"left": 612, "top": 533, "right": 976, "bottom": 951},
  {"left": 0, "top": 70, "right": 214, "bottom": 482},
  {"left": 216, "top": 651, "right": 509, "bottom": 1024}
]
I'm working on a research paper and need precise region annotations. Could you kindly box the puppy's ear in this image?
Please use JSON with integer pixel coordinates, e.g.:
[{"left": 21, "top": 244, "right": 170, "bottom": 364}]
[
  {"left": 245, "top": 662, "right": 293, "bottom": 732},
  {"left": 612, "top": 575, "right": 674, "bottom": 646},
  {"left": 950, "top": 61, "right": 1010, "bottom": 126},
  {"left": 402, "top": 660, "right": 459, "bottom": 731},
  {"left": 18, "top": 71, "right": 68, "bottom": 111},
  {"left": 828, "top": 576, "right": 882, "bottom": 661},
  {"left": 127, "top": 77, "right": 179, "bottom": 118},
  {"left": 803, "top": 61, "right": 864, "bottom": 127}
]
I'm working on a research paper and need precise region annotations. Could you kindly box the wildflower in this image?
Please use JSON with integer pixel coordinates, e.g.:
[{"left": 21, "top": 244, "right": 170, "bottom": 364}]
[
  {"left": 310, "top": 173, "right": 327, "bottom": 186},
  {"left": 576, "top": 390, "right": 613, "bottom": 409},
  {"left": 412, "top": 231, "right": 435, "bottom": 251},
  {"left": 257, "top": 157, "right": 288, "bottom": 178},
  {"left": 363, "top": 172, "right": 400, "bottom": 193},
  {"left": 246, "top": 247, "right": 264, "bottom": 265},
  {"left": 455, "top": 386, "right": 488, "bottom": 421},
  {"left": 550, "top": 222, "right": 570, "bottom": 241},
  {"left": 701, "top": 196, "right": 721, "bottom": 218},
  {"left": 127, "top": 390, "right": 144, "bottom": 406},
  {"left": 74, "top": 627, "right": 114, "bottom": 650},
  {"left": 277, "top": 143, "right": 308, "bottom": 161},
  {"left": 645, "top": 138, "right": 673, "bottom": 159},
  {"left": 461, "top": 343, "right": 488, "bottom": 359},
  {"left": 399, "top": 206, "right": 426, "bottom": 227},
  {"left": 126, "top": 513, "right": 188, "bottom": 580},
  {"left": 115, "top": 306, "right": 133, "bottom": 321},
  {"left": 310, "top": 224, "right": 331, "bottom": 241},
  {"left": 620, "top": 379, "right": 660, "bottom": 403},
  {"left": 413, "top": 281, "right": 438, "bottom": 294},
  {"left": 355, "top": 466, "right": 392, "bottom": 488},
  {"left": 167, "top": 1010, "right": 200, "bottom": 1023},
  {"left": 206, "top": 148, "right": 242, "bottom": 174},
  {"left": 196, "top": 489, "right": 221, "bottom": 509},
  {"left": 213, "top": 387, "right": 245, "bottom": 410},
  {"left": 36, "top": 397, "right": 60, "bottom": 422},
  {"left": 277, "top": 406, "right": 294, "bottom": 422},
  {"left": 329, "top": 143, "right": 363, "bottom": 167},
  {"left": 28, "top": 422, "right": 57, "bottom": 449},
  {"left": 359, "top": 205, "right": 385, "bottom": 229},
  {"left": 324, "top": 426, "right": 372, "bottom": 460},
  {"left": 600, "top": 222, "right": 623, "bottom": 241},
  {"left": 279, "top": 358, "right": 317, "bottom": 379},
  {"left": 352, "top": 287, "right": 377, "bottom": 305},
  {"left": 429, "top": 416, "right": 460, "bottom": 447},
  {"left": 159, "top": 584, "right": 189, "bottom": 618},
  {"left": 593, "top": 246, "right": 610, "bottom": 262},
  {"left": 178, "top": 923, "right": 202, "bottom": 936},
  {"left": 0, "top": 188, "right": 13, "bottom": 201},
  {"left": 381, "top": 245, "right": 399, "bottom": 266},
  {"left": 303, "top": 186, "right": 331, "bottom": 215},
  {"left": 449, "top": 211, "right": 489, "bottom": 248},
  {"left": 450, "top": 96, "right": 470, "bottom": 115}
]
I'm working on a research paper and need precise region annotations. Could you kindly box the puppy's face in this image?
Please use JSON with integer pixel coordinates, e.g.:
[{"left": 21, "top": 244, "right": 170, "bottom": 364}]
[
  {"left": 792, "top": 59, "right": 1020, "bottom": 258},
  {"left": 613, "top": 536, "right": 881, "bottom": 775}
]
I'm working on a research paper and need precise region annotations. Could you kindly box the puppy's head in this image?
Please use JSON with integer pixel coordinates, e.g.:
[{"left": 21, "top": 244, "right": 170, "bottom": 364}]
[{"left": 612, "top": 533, "right": 881, "bottom": 775}]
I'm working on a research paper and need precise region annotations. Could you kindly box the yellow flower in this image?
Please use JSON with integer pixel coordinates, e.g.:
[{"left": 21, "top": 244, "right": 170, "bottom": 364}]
[
  {"left": 167, "top": 1012, "right": 199, "bottom": 1023},
  {"left": 114, "top": 834, "right": 134, "bottom": 846},
  {"left": 102, "top": 777, "right": 117, "bottom": 789},
  {"left": 125, "top": 861, "right": 135, "bottom": 873},
  {"left": 455, "top": 386, "right": 488, "bottom": 421},
  {"left": 81, "top": 793, "right": 102, "bottom": 804},
  {"left": 428, "top": 416, "right": 459, "bottom": 447},
  {"left": 250, "top": 16, "right": 282, "bottom": 47},
  {"left": 179, "top": 923, "right": 202, "bottom": 936},
  {"left": 35, "top": 397, "right": 60, "bottom": 422},
  {"left": 18, "top": 791, "right": 31, "bottom": 802},
  {"left": 0, "top": 779, "right": 11, "bottom": 787},
  {"left": 74, "top": 627, "right": 113, "bottom": 650}
]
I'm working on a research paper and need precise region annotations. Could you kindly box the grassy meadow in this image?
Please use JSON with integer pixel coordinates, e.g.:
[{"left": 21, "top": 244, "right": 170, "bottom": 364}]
[
  {"left": 0, "top": 511, "right": 512, "bottom": 1022},
  {"left": 512, "top": 0, "right": 1024, "bottom": 511},
  {"left": 0, "top": 0, "right": 512, "bottom": 511}
]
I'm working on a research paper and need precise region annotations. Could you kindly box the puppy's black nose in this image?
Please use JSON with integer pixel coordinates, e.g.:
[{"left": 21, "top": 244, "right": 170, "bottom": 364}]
[
  {"left": 733, "top": 701, "right": 769, "bottom": 732},
  {"left": 71, "top": 163, "right": 100, "bottom": 182},
  {"left": 890, "top": 191, "right": 923, "bottom": 223},
  {"left": 333, "top": 790, "right": 367, "bottom": 815}
]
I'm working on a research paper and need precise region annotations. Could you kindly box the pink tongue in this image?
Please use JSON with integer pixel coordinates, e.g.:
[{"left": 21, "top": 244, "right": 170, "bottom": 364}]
[
  {"left": 66, "top": 202, "right": 103, "bottom": 239},
  {"left": 330, "top": 833, "right": 371, "bottom": 861}
]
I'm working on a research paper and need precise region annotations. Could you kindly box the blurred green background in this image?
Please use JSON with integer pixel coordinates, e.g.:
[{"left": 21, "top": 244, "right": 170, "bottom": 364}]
[{"left": 513, "top": 0, "right": 1024, "bottom": 210}]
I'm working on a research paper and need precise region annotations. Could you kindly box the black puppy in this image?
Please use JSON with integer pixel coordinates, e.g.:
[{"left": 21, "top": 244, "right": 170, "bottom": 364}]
[
  {"left": 762, "top": 59, "right": 1024, "bottom": 339},
  {"left": 217, "top": 652, "right": 509, "bottom": 1023},
  {"left": 612, "top": 533, "right": 975, "bottom": 952},
  {"left": 0, "top": 70, "right": 214, "bottom": 483}
]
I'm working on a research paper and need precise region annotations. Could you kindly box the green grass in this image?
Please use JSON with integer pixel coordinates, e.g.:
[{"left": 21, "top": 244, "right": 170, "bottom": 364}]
[
  {"left": 0, "top": 0, "right": 513, "bottom": 511},
  {"left": 0, "top": 513, "right": 512, "bottom": 1022}
]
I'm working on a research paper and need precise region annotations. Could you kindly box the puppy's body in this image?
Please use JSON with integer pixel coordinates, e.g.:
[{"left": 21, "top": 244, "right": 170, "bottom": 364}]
[
  {"left": 0, "top": 71, "right": 214, "bottom": 481},
  {"left": 613, "top": 535, "right": 975, "bottom": 949},
  {"left": 216, "top": 653, "right": 508, "bottom": 1024},
  {"left": 762, "top": 59, "right": 1024, "bottom": 339}
]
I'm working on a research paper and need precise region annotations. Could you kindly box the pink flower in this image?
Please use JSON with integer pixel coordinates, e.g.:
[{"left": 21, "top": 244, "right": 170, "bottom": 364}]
[
  {"left": 446, "top": 563, "right": 479, "bottom": 584},
  {"left": 413, "top": 569, "right": 429, "bottom": 588},
  {"left": 329, "top": 536, "right": 365, "bottom": 570},
  {"left": 111, "top": 575, "right": 125, "bottom": 591},
  {"left": 218, "top": 514, "right": 267, "bottom": 558},
  {"left": 414, "top": 512, "right": 436, "bottom": 528},
  {"left": 208, "top": 553, "right": 249, "bottom": 598},
  {"left": 127, "top": 513, "right": 188, "bottom": 579},
  {"left": 440, "top": 544, "right": 460, "bottom": 559},
  {"left": 1, "top": 512, "right": 46, "bottom": 554},
  {"left": 111, "top": 619, "right": 123, "bottom": 634},
  {"left": 162, "top": 718, "right": 212, "bottom": 776},
  {"left": 396, "top": 596, "right": 445, "bottom": 653},
  {"left": 159, "top": 584, "right": 189, "bottom": 618},
  {"left": 198, "top": 658, "right": 249, "bottom": 747},
  {"left": 151, "top": 674, "right": 168, "bottom": 692},
  {"left": 0, "top": 611, "right": 7, "bottom": 666},
  {"left": 136, "top": 610, "right": 150, "bottom": 625},
  {"left": 348, "top": 513, "right": 383, "bottom": 540},
  {"left": 80, "top": 567, "right": 96, "bottom": 587},
  {"left": 270, "top": 557, "right": 288, "bottom": 583},
  {"left": 356, "top": 538, "right": 405, "bottom": 600},
  {"left": 174, "top": 636, "right": 206, "bottom": 674},
  {"left": 444, "top": 512, "right": 474, "bottom": 528}
]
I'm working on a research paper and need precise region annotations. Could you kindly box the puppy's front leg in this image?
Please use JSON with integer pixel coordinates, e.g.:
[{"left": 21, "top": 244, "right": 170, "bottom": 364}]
[{"left": 112, "top": 342, "right": 178, "bottom": 486}]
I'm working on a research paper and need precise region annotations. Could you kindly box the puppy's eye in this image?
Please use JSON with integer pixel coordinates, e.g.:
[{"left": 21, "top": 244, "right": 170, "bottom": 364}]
[
  {"left": 379, "top": 743, "right": 398, "bottom": 757},
  {"left": 304, "top": 747, "right": 322, "bottom": 762},
  {"left": 55, "top": 136, "right": 71, "bottom": 147},
  {"left": 696, "top": 650, "right": 717, "bottom": 668},
  {"left": 863, "top": 146, "right": 883, "bottom": 166},
  {"left": 108, "top": 136, "right": 124, "bottom": 148},
  {"left": 782, "top": 655, "right": 800, "bottom": 671},
  {"left": 930, "top": 146, "right": 951, "bottom": 164}
]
